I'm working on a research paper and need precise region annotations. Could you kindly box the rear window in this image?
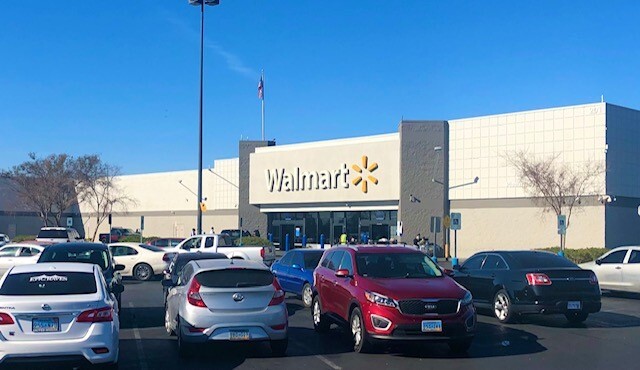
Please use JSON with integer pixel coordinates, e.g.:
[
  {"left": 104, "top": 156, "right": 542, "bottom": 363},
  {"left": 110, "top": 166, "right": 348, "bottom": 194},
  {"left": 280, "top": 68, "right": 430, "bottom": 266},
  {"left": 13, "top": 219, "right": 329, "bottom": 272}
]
[
  {"left": 511, "top": 252, "right": 577, "bottom": 269},
  {"left": 138, "top": 244, "right": 164, "bottom": 252},
  {"left": 39, "top": 249, "right": 110, "bottom": 271},
  {"left": 196, "top": 269, "right": 273, "bottom": 288},
  {"left": 174, "top": 254, "right": 227, "bottom": 274},
  {"left": 37, "top": 230, "right": 68, "bottom": 239},
  {"left": 0, "top": 272, "right": 97, "bottom": 296},
  {"left": 303, "top": 252, "right": 324, "bottom": 269}
]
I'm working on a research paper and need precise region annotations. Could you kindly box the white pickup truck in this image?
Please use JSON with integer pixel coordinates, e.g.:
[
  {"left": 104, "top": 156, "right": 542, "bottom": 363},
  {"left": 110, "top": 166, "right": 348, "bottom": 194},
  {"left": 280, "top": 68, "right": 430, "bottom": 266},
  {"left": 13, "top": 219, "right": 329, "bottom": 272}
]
[{"left": 171, "top": 234, "right": 276, "bottom": 266}]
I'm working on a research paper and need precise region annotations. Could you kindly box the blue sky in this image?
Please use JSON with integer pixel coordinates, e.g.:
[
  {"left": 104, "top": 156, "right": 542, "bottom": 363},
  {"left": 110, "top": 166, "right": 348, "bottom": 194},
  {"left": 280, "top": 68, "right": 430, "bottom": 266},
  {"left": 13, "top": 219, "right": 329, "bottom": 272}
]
[{"left": 2, "top": 1, "right": 639, "bottom": 174}]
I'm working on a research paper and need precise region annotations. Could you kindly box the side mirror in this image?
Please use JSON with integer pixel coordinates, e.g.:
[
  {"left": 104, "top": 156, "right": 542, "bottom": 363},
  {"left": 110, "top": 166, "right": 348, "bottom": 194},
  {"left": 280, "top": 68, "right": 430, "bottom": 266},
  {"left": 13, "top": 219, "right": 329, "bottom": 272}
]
[
  {"left": 595, "top": 259, "right": 602, "bottom": 265},
  {"left": 162, "top": 279, "right": 175, "bottom": 288},
  {"left": 291, "top": 264, "right": 302, "bottom": 270},
  {"left": 114, "top": 264, "right": 125, "bottom": 272},
  {"left": 335, "top": 269, "right": 351, "bottom": 278},
  {"left": 111, "top": 284, "right": 124, "bottom": 294}
]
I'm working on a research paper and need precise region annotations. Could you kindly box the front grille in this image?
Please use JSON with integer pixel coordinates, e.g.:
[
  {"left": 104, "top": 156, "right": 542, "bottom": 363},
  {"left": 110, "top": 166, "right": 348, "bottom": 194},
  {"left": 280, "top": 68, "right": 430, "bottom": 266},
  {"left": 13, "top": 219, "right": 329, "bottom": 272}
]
[{"left": 398, "top": 299, "right": 459, "bottom": 315}]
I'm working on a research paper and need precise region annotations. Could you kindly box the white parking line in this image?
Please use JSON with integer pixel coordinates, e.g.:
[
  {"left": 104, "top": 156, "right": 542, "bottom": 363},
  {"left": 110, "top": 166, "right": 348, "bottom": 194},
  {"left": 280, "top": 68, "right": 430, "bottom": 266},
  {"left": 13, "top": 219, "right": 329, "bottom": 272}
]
[
  {"left": 128, "top": 302, "right": 149, "bottom": 370},
  {"left": 293, "top": 341, "right": 342, "bottom": 370}
]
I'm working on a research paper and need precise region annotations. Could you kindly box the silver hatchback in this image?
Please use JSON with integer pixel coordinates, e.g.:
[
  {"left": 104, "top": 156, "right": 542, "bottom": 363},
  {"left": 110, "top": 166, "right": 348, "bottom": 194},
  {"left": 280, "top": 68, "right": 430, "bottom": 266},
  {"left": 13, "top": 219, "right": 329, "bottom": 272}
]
[{"left": 163, "top": 259, "right": 288, "bottom": 357}]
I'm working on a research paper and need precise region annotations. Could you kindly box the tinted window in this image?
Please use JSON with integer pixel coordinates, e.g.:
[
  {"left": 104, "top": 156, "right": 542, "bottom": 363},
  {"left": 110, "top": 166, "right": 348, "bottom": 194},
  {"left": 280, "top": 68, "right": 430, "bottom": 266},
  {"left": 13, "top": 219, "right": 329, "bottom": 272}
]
[
  {"left": 169, "top": 239, "right": 182, "bottom": 247},
  {"left": 279, "top": 252, "right": 294, "bottom": 267},
  {"left": 601, "top": 250, "right": 627, "bottom": 264},
  {"left": 111, "top": 246, "right": 138, "bottom": 256},
  {"left": 303, "top": 252, "right": 324, "bottom": 269},
  {"left": 512, "top": 252, "right": 577, "bottom": 268},
  {"left": 462, "top": 254, "right": 486, "bottom": 270},
  {"left": 628, "top": 250, "right": 640, "bottom": 264},
  {"left": 138, "top": 244, "right": 164, "bottom": 252},
  {"left": 320, "top": 252, "right": 333, "bottom": 268},
  {"left": 204, "top": 237, "right": 215, "bottom": 248},
  {"left": 196, "top": 269, "right": 273, "bottom": 288},
  {"left": 218, "top": 235, "right": 234, "bottom": 247},
  {"left": 39, "top": 248, "right": 110, "bottom": 271},
  {"left": 153, "top": 239, "right": 168, "bottom": 247},
  {"left": 19, "top": 247, "right": 35, "bottom": 257},
  {"left": 327, "top": 251, "right": 345, "bottom": 271},
  {"left": 482, "top": 255, "right": 508, "bottom": 270},
  {"left": 339, "top": 253, "right": 353, "bottom": 274},
  {"left": 291, "top": 252, "right": 304, "bottom": 268},
  {"left": 0, "top": 246, "right": 20, "bottom": 257},
  {"left": 37, "top": 230, "right": 68, "bottom": 239},
  {"left": 0, "top": 272, "right": 97, "bottom": 296},
  {"left": 356, "top": 252, "right": 443, "bottom": 278},
  {"left": 181, "top": 237, "right": 201, "bottom": 250},
  {"left": 173, "top": 254, "right": 227, "bottom": 275}
]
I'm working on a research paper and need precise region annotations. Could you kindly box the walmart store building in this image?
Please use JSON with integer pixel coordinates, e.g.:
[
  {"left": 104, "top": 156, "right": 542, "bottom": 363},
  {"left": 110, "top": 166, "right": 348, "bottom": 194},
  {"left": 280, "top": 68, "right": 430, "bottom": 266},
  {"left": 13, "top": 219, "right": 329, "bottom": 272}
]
[{"left": 72, "top": 102, "right": 640, "bottom": 257}]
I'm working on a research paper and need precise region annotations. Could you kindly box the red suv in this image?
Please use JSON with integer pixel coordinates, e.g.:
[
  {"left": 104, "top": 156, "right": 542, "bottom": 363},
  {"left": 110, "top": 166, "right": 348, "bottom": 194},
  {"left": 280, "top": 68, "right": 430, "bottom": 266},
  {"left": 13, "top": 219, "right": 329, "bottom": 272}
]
[{"left": 312, "top": 246, "right": 476, "bottom": 353}]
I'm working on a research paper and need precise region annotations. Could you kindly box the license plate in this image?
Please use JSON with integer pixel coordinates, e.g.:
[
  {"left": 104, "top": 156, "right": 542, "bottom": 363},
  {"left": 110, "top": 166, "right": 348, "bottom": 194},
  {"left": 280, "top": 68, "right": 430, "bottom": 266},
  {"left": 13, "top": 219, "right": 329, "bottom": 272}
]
[
  {"left": 567, "top": 301, "right": 582, "bottom": 310},
  {"left": 229, "top": 330, "right": 250, "bottom": 341},
  {"left": 421, "top": 320, "right": 443, "bottom": 333},
  {"left": 32, "top": 317, "right": 60, "bottom": 333}
]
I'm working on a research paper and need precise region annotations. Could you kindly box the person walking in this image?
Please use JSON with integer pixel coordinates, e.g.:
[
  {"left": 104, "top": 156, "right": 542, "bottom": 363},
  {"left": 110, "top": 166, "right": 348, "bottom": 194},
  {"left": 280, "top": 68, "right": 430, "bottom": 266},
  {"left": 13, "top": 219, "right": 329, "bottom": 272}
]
[
  {"left": 210, "top": 227, "right": 215, "bottom": 234},
  {"left": 413, "top": 233, "right": 421, "bottom": 247},
  {"left": 340, "top": 231, "right": 348, "bottom": 245},
  {"left": 191, "top": 228, "right": 196, "bottom": 236}
]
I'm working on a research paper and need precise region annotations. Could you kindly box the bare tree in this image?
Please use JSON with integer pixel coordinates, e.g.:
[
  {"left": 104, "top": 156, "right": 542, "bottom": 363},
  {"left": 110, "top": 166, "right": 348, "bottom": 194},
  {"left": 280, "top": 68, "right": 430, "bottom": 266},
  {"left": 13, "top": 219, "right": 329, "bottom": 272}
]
[
  {"left": 507, "top": 151, "right": 604, "bottom": 251},
  {"left": 76, "top": 158, "right": 134, "bottom": 241}
]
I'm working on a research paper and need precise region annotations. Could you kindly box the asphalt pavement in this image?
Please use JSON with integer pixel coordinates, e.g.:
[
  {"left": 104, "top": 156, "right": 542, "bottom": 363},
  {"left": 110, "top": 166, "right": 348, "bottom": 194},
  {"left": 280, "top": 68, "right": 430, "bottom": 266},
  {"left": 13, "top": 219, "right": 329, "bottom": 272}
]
[{"left": 106, "top": 277, "right": 640, "bottom": 370}]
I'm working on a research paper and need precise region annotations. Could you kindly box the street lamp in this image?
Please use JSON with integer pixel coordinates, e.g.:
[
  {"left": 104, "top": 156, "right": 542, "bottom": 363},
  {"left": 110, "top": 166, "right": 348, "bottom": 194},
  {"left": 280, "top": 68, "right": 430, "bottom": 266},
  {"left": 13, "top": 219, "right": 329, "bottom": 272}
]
[{"left": 188, "top": 0, "right": 220, "bottom": 234}]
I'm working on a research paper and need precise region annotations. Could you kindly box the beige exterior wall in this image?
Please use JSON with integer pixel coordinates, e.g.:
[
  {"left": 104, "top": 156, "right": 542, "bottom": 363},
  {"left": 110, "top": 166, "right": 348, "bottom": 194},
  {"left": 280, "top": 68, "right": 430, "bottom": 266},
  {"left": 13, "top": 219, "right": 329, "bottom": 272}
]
[
  {"left": 451, "top": 200, "right": 605, "bottom": 257},
  {"left": 80, "top": 158, "right": 239, "bottom": 240}
]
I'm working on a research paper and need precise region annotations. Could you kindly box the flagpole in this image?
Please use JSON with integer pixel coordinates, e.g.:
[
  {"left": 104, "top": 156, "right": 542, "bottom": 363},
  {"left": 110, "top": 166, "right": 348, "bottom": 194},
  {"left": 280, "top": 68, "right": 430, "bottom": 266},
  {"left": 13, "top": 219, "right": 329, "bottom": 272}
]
[{"left": 261, "top": 69, "right": 265, "bottom": 141}]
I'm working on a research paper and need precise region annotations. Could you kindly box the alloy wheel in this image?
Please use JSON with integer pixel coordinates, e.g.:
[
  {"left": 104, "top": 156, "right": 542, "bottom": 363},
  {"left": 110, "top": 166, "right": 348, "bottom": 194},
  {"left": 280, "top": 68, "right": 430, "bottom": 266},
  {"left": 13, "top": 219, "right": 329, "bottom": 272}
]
[
  {"left": 313, "top": 300, "right": 321, "bottom": 325},
  {"left": 494, "top": 292, "right": 510, "bottom": 321},
  {"left": 303, "top": 285, "right": 313, "bottom": 307},
  {"left": 135, "top": 264, "right": 151, "bottom": 281},
  {"left": 351, "top": 313, "right": 362, "bottom": 347}
]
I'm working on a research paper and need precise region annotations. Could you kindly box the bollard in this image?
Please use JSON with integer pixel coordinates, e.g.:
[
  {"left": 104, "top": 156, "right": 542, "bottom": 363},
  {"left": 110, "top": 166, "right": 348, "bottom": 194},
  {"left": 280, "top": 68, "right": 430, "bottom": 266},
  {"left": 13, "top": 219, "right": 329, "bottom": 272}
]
[
  {"left": 558, "top": 250, "right": 565, "bottom": 257},
  {"left": 285, "top": 233, "right": 290, "bottom": 252},
  {"left": 268, "top": 233, "right": 273, "bottom": 244},
  {"left": 452, "top": 257, "right": 459, "bottom": 268},
  {"left": 431, "top": 256, "right": 438, "bottom": 263},
  {"left": 302, "top": 235, "right": 307, "bottom": 247},
  {"left": 320, "top": 234, "right": 325, "bottom": 249}
]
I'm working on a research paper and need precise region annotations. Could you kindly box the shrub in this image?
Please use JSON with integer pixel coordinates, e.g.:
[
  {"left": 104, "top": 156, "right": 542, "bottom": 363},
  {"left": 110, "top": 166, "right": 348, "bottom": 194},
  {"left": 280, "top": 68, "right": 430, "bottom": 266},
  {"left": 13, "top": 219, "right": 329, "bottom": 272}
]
[
  {"left": 11, "top": 235, "right": 37, "bottom": 243},
  {"left": 234, "top": 236, "right": 272, "bottom": 246},
  {"left": 538, "top": 247, "right": 608, "bottom": 264}
]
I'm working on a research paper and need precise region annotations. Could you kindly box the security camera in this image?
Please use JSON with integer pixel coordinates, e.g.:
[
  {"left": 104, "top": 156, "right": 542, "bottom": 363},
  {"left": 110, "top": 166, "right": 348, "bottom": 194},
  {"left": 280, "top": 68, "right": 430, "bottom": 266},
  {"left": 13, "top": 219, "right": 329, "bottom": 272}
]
[{"left": 474, "top": 176, "right": 479, "bottom": 183}]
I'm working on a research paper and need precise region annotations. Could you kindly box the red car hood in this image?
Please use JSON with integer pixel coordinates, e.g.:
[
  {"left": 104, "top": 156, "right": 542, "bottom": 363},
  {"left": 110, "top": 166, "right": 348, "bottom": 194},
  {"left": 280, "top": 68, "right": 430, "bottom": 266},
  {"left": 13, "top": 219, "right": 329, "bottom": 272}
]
[{"left": 364, "top": 276, "right": 466, "bottom": 301}]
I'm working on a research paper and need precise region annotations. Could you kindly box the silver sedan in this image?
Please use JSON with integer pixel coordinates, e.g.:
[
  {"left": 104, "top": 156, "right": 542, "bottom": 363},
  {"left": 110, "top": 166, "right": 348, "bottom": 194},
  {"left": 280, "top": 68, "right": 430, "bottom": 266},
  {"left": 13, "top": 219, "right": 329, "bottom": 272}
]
[{"left": 163, "top": 259, "right": 288, "bottom": 357}]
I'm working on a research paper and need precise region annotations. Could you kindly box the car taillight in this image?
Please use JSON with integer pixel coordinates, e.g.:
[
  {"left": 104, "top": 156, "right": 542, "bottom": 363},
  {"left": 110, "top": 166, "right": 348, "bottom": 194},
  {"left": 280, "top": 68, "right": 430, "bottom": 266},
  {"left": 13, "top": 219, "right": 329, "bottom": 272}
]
[
  {"left": 260, "top": 248, "right": 265, "bottom": 259},
  {"left": 269, "top": 278, "right": 285, "bottom": 306},
  {"left": 187, "top": 277, "right": 207, "bottom": 308},
  {"left": 163, "top": 253, "right": 173, "bottom": 262},
  {"left": 77, "top": 307, "right": 113, "bottom": 323},
  {"left": 526, "top": 273, "right": 552, "bottom": 286},
  {"left": 0, "top": 312, "right": 15, "bottom": 325},
  {"left": 589, "top": 273, "right": 598, "bottom": 285}
]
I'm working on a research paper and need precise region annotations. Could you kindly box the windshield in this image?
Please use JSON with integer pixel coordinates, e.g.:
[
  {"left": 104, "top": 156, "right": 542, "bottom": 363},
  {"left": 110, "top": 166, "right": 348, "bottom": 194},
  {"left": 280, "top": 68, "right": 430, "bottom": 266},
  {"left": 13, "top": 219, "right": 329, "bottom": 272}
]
[
  {"left": 39, "top": 248, "right": 110, "bottom": 271},
  {"left": 138, "top": 244, "right": 164, "bottom": 252},
  {"left": 37, "top": 229, "right": 68, "bottom": 239},
  {"left": 356, "top": 252, "right": 443, "bottom": 278},
  {"left": 0, "top": 272, "right": 97, "bottom": 296},
  {"left": 511, "top": 252, "right": 578, "bottom": 269},
  {"left": 196, "top": 269, "right": 273, "bottom": 288}
]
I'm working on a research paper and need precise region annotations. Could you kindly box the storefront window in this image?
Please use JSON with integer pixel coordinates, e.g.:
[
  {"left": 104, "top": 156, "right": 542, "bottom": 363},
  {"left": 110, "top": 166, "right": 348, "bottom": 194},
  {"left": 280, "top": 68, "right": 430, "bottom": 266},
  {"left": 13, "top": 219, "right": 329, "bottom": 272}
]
[
  {"left": 305, "top": 213, "right": 318, "bottom": 243},
  {"left": 318, "top": 212, "right": 331, "bottom": 244}
]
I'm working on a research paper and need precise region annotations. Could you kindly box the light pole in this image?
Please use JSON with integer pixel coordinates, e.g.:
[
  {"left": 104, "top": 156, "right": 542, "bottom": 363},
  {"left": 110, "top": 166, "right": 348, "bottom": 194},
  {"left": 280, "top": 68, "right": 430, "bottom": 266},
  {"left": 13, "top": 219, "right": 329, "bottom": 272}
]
[{"left": 189, "top": 0, "right": 219, "bottom": 234}]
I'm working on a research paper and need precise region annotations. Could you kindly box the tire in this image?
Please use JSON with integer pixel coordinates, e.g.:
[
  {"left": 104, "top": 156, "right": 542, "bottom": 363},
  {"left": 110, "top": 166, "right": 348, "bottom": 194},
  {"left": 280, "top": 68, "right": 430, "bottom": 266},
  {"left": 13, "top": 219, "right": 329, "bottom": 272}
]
[
  {"left": 493, "top": 289, "right": 515, "bottom": 323},
  {"left": 165, "top": 308, "right": 175, "bottom": 336},
  {"left": 116, "top": 294, "right": 122, "bottom": 313},
  {"left": 177, "top": 318, "right": 194, "bottom": 358},
  {"left": 270, "top": 338, "right": 288, "bottom": 357},
  {"left": 565, "top": 312, "right": 589, "bottom": 324},
  {"left": 448, "top": 338, "right": 473, "bottom": 353},
  {"left": 133, "top": 263, "right": 153, "bottom": 281},
  {"left": 301, "top": 283, "right": 313, "bottom": 308},
  {"left": 350, "top": 307, "right": 374, "bottom": 353},
  {"left": 312, "top": 295, "right": 330, "bottom": 333},
  {"left": 96, "top": 362, "right": 119, "bottom": 370}
]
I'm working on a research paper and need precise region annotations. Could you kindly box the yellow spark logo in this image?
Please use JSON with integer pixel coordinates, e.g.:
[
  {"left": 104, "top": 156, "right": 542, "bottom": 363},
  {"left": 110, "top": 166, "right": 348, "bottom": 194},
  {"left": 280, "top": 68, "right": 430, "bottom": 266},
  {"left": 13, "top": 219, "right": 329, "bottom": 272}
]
[{"left": 352, "top": 155, "right": 378, "bottom": 193}]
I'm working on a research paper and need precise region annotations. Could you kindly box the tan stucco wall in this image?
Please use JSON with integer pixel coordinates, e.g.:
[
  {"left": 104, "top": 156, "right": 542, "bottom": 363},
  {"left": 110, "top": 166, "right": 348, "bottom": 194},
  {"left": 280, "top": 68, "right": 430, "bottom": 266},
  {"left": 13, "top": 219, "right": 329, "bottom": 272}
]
[{"left": 450, "top": 201, "right": 605, "bottom": 257}]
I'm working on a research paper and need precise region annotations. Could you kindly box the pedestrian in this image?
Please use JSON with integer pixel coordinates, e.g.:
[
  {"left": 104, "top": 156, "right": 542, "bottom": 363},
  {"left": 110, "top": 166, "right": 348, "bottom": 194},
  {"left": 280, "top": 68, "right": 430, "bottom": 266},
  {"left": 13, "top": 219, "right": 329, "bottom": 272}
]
[
  {"left": 210, "top": 227, "right": 215, "bottom": 234},
  {"left": 340, "top": 231, "right": 348, "bottom": 245},
  {"left": 253, "top": 229, "right": 261, "bottom": 238},
  {"left": 191, "top": 228, "right": 196, "bottom": 236},
  {"left": 413, "top": 233, "right": 421, "bottom": 246}
]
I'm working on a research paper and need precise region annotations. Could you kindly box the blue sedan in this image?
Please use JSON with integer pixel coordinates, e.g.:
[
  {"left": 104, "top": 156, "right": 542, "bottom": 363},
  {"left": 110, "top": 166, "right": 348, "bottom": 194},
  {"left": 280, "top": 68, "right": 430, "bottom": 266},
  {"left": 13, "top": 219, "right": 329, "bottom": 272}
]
[{"left": 271, "top": 249, "right": 325, "bottom": 307}]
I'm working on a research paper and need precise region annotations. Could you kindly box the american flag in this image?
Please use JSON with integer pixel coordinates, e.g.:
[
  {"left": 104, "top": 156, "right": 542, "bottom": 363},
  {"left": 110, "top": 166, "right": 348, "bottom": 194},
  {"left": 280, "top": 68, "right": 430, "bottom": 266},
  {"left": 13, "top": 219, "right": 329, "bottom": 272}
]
[{"left": 257, "top": 76, "right": 264, "bottom": 100}]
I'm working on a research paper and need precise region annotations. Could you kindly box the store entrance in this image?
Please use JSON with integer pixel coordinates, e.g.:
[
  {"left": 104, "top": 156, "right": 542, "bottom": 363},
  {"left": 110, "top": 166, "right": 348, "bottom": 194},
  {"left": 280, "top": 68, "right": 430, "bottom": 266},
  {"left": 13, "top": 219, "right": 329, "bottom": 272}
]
[
  {"left": 280, "top": 224, "right": 295, "bottom": 250},
  {"left": 371, "top": 224, "right": 391, "bottom": 242}
]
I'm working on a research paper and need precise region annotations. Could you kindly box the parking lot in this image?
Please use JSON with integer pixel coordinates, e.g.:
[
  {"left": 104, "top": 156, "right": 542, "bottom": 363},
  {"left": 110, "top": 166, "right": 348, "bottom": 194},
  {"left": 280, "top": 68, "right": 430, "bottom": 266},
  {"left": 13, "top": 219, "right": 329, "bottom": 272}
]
[{"left": 112, "top": 279, "right": 640, "bottom": 370}]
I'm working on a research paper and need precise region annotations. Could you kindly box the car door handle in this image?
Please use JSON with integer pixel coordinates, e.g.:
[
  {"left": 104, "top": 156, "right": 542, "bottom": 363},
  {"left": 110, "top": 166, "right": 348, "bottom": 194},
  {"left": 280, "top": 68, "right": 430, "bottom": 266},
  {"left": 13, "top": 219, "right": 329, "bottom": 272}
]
[{"left": 615, "top": 267, "right": 622, "bottom": 270}]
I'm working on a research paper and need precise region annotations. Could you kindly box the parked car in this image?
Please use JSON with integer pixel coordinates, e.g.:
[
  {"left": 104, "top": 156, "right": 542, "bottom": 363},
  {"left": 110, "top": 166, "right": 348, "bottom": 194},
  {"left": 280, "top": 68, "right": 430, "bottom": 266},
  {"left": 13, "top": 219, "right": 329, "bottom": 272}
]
[
  {"left": 452, "top": 251, "right": 601, "bottom": 324},
  {"left": 148, "top": 237, "right": 184, "bottom": 250},
  {"left": 0, "top": 243, "right": 46, "bottom": 277},
  {"left": 99, "top": 227, "right": 138, "bottom": 243},
  {"left": 271, "top": 249, "right": 324, "bottom": 307},
  {"left": 37, "top": 242, "right": 125, "bottom": 310},
  {"left": 109, "top": 242, "right": 173, "bottom": 281},
  {"left": 580, "top": 246, "right": 640, "bottom": 293},
  {"left": 162, "top": 252, "right": 228, "bottom": 306},
  {"left": 312, "top": 246, "right": 476, "bottom": 353},
  {"left": 172, "top": 234, "right": 276, "bottom": 266},
  {"left": 0, "top": 234, "right": 10, "bottom": 247},
  {"left": 0, "top": 262, "right": 120, "bottom": 368},
  {"left": 36, "top": 227, "right": 83, "bottom": 243},
  {"left": 163, "top": 259, "right": 288, "bottom": 357}
]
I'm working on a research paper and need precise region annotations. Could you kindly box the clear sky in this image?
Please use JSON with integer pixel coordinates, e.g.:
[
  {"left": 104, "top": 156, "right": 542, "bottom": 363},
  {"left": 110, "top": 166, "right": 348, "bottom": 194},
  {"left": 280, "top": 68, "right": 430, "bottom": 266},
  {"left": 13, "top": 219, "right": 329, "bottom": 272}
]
[{"left": 2, "top": 1, "right": 639, "bottom": 174}]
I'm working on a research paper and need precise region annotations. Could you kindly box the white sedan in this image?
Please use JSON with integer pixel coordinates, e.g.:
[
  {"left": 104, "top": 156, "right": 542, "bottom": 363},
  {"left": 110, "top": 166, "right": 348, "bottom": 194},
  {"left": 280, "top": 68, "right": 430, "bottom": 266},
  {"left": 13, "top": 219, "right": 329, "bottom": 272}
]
[
  {"left": 0, "top": 243, "right": 45, "bottom": 277},
  {"left": 109, "top": 243, "right": 171, "bottom": 281},
  {"left": 0, "top": 262, "right": 120, "bottom": 368},
  {"left": 580, "top": 246, "right": 640, "bottom": 293}
]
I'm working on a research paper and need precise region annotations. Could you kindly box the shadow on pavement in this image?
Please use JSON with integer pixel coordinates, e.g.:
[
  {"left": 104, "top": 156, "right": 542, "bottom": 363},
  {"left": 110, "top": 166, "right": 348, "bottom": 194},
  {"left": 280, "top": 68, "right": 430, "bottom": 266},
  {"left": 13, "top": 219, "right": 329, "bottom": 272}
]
[
  {"left": 519, "top": 311, "right": 640, "bottom": 329},
  {"left": 120, "top": 306, "right": 165, "bottom": 330},
  {"left": 602, "top": 291, "right": 640, "bottom": 300}
]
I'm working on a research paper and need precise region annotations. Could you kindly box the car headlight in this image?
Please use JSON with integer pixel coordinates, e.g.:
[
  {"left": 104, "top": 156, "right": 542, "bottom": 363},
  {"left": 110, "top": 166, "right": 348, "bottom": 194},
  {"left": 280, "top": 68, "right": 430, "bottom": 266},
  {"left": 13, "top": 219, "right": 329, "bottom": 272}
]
[
  {"left": 461, "top": 291, "right": 473, "bottom": 306},
  {"left": 365, "top": 291, "right": 397, "bottom": 308}
]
